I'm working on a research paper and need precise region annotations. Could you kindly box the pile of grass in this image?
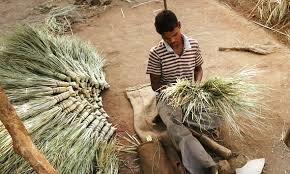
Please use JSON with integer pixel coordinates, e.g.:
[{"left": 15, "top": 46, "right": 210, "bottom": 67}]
[
  {"left": 159, "top": 68, "right": 267, "bottom": 135},
  {"left": 0, "top": 25, "right": 118, "bottom": 173},
  {"left": 45, "top": 6, "right": 76, "bottom": 35},
  {"left": 118, "top": 132, "right": 142, "bottom": 154},
  {"left": 96, "top": 140, "right": 119, "bottom": 174},
  {"left": 252, "top": 0, "right": 290, "bottom": 26}
]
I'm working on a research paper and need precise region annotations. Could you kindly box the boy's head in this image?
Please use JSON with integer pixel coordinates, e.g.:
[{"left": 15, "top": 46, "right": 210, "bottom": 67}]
[
  {"left": 155, "top": 10, "right": 182, "bottom": 48},
  {"left": 154, "top": 10, "right": 179, "bottom": 35}
]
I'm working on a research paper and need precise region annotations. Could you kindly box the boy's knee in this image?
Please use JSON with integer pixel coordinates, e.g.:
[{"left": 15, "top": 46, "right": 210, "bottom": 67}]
[{"left": 167, "top": 124, "right": 192, "bottom": 143}]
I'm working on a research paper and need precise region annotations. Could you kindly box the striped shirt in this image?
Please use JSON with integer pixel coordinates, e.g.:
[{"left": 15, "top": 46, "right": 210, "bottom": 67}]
[{"left": 146, "top": 34, "right": 203, "bottom": 85}]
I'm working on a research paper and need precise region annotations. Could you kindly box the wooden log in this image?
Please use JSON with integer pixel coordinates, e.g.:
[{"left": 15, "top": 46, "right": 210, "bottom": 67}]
[
  {"left": 0, "top": 87, "right": 57, "bottom": 174},
  {"left": 218, "top": 43, "right": 277, "bottom": 55},
  {"left": 284, "top": 127, "right": 290, "bottom": 148},
  {"left": 189, "top": 128, "right": 233, "bottom": 159}
]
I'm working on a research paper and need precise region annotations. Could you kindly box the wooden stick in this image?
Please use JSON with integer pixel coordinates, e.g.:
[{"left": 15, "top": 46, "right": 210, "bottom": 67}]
[
  {"left": 189, "top": 128, "right": 233, "bottom": 159},
  {"left": 121, "top": 8, "right": 125, "bottom": 18},
  {"left": 284, "top": 127, "right": 290, "bottom": 148},
  {"left": 218, "top": 46, "right": 274, "bottom": 55},
  {"left": 253, "top": 21, "right": 289, "bottom": 37},
  {"left": 163, "top": 0, "right": 167, "bottom": 10},
  {"left": 64, "top": 16, "right": 73, "bottom": 36},
  {"left": 131, "top": 0, "right": 161, "bottom": 8},
  {"left": 248, "top": 1, "right": 260, "bottom": 18},
  {"left": 0, "top": 87, "right": 57, "bottom": 174}
]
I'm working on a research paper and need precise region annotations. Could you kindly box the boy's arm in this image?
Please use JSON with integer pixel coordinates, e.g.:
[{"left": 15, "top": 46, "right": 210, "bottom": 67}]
[
  {"left": 194, "top": 65, "right": 203, "bottom": 82},
  {"left": 150, "top": 74, "right": 165, "bottom": 92}
]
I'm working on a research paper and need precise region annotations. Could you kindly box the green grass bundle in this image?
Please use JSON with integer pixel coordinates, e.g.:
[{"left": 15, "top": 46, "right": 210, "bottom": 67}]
[
  {"left": 159, "top": 68, "right": 266, "bottom": 135},
  {"left": 0, "top": 25, "right": 117, "bottom": 173}
]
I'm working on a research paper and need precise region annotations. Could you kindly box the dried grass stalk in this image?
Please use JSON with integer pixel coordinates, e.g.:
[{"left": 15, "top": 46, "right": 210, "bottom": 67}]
[
  {"left": 254, "top": 0, "right": 290, "bottom": 26},
  {"left": 45, "top": 6, "right": 76, "bottom": 35}
]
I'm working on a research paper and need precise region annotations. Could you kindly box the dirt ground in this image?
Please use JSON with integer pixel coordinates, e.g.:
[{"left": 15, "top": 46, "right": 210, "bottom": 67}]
[
  {"left": 219, "top": 0, "right": 290, "bottom": 48},
  {"left": 1, "top": 0, "right": 290, "bottom": 173}
]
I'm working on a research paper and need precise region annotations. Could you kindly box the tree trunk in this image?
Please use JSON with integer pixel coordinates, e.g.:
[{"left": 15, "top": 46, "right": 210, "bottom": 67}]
[{"left": 0, "top": 87, "right": 57, "bottom": 174}]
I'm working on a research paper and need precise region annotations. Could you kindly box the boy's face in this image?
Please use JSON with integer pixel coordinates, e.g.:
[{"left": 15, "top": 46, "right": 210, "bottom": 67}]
[{"left": 161, "top": 22, "right": 182, "bottom": 49}]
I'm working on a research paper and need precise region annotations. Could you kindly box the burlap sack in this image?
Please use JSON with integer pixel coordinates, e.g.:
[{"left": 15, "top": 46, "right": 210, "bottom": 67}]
[{"left": 126, "top": 84, "right": 163, "bottom": 142}]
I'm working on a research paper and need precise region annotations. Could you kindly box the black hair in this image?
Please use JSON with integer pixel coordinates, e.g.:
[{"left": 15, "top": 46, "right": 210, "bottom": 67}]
[{"left": 154, "top": 10, "right": 178, "bottom": 35}]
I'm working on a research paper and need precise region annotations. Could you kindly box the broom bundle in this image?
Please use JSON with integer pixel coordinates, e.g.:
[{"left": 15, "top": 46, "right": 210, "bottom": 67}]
[
  {"left": 0, "top": 25, "right": 118, "bottom": 173},
  {"left": 159, "top": 68, "right": 267, "bottom": 135}
]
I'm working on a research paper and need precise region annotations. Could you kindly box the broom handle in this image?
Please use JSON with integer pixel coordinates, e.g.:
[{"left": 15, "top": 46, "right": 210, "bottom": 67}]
[{"left": 189, "top": 128, "right": 233, "bottom": 159}]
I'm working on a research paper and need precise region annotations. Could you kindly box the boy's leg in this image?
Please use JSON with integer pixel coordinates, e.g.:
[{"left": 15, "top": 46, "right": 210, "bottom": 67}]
[{"left": 157, "top": 100, "right": 216, "bottom": 174}]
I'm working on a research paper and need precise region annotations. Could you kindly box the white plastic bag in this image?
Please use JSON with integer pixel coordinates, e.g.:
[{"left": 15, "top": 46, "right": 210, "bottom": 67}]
[{"left": 236, "top": 158, "right": 265, "bottom": 174}]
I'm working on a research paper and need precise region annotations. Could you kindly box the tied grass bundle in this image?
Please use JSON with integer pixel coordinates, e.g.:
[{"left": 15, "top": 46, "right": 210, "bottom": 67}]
[{"left": 159, "top": 68, "right": 266, "bottom": 135}]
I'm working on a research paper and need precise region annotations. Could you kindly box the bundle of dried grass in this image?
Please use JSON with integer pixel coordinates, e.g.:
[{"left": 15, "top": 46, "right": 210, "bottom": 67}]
[
  {"left": 159, "top": 68, "right": 267, "bottom": 136},
  {"left": 0, "top": 25, "right": 117, "bottom": 173}
]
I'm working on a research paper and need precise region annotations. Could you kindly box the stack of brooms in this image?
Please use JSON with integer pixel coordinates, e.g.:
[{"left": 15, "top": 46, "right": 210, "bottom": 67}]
[{"left": 0, "top": 25, "right": 118, "bottom": 173}]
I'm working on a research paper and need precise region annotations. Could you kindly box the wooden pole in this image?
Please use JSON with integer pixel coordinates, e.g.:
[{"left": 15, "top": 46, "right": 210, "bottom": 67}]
[
  {"left": 189, "top": 128, "right": 233, "bottom": 159},
  {"left": 0, "top": 87, "right": 57, "bottom": 174},
  {"left": 163, "top": 0, "right": 167, "bottom": 10}
]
